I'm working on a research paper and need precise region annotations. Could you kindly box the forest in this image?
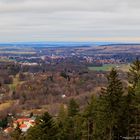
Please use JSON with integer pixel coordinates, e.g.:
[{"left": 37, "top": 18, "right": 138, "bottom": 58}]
[{"left": 0, "top": 59, "right": 138, "bottom": 140}]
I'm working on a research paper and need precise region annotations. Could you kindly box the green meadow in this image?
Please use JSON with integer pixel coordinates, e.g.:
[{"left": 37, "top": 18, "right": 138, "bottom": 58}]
[{"left": 88, "top": 64, "right": 130, "bottom": 72}]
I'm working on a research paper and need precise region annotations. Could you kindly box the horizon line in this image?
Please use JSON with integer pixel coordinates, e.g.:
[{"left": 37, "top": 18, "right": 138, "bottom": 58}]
[{"left": 0, "top": 41, "right": 140, "bottom": 44}]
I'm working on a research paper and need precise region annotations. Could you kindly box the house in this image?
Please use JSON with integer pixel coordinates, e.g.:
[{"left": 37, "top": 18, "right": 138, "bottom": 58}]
[{"left": 13, "top": 117, "right": 36, "bottom": 132}]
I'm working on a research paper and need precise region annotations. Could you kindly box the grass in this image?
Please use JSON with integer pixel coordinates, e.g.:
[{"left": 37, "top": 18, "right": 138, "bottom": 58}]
[
  {"left": 9, "top": 75, "right": 19, "bottom": 91},
  {"left": 0, "top": 51, "right": 36, "bottom": 55},
  {"left": 9, "top": 74, "right": 25, "bottom": 91},
  {"left": 88, "top": 64, "right": 130, "bottom": 72},
  {"left": 0, "top": 101, "right": 13, "bottom": 111},
  {"left": 88, "top": 64, "right": 116, "bottom": 71},
  {"left": 0, "top": 58, "right": 14, "bottom": 62}
]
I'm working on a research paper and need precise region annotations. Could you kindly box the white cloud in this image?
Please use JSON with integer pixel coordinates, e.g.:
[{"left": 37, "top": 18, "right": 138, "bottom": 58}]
[{"left": 0, "top": 0, "right": 139, "bottom": 42}]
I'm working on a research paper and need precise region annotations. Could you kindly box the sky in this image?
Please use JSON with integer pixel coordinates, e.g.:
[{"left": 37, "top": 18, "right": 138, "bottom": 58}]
[{"left": 0, "top": 0, "right": 140, "bottom": 42}]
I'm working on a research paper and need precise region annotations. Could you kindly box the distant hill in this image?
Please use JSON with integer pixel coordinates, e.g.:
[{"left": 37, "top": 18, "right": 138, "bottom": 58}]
[{"left": 0, "top": 41, "right": 134, "bottom": 48}]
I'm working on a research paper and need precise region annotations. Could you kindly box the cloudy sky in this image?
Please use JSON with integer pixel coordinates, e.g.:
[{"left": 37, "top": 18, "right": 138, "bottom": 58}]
[{"left": 0, "top": 0, "right": 140, "bottom": 42}]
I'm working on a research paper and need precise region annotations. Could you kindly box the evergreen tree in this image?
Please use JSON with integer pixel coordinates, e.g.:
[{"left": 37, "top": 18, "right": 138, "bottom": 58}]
[
  {"left": 132, "top": 82, "right": 140, "bottom": 137},
  {"left": 82, "top": 96, "right": 98, "bottom": 140},
  {"left": 58, "top": 104, "right": 67, "bottom": 123},
  {"left": 0, "top": 117, "right": 8, "bottom": 128},
  {"left": 128, "top": 58, "right": 140, "bottom": 88},
  {"left": 25, "top": 112, "right": 59, "bottom": 140},
  {"left": 65, "top": 98, "right": 81, "bottom": 140},
  {"left": 57, "top": 104, "right": 68, "bottom": 140},
  {"left": 29, "top": 112, "right": 33, "bottom": 118},
  {"left": 11, "top": 123, "right": 22, "bottom": 140},
  {"left": 68, "top": 98, "right": 79, "bottom": 117},
  {"left": 95, "top": 68, "right": 124, "bottom": 140},
  {"left": 127, "top": 59, "right": 140, "bottom": 137}
]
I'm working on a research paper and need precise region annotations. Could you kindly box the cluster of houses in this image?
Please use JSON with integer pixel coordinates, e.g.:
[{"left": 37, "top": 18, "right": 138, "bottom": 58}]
[{"left": 4, "top": 117, "right": 36, "bottom": 134}]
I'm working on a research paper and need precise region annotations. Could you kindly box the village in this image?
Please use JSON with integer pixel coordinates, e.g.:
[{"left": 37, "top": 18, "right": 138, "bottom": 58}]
[{"left": 1, "top": 113, "right": 36, "bottom": 135}]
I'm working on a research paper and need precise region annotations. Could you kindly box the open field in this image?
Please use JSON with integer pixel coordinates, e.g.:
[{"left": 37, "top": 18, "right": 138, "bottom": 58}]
[
  {"left": 0, "top": 101, "right": 14, "bottom": 111},
  {"left": 0, "top": 58, "right": 14, "bottom": 62},
  {"left": 88, "top": 64, "right": 130, "bottom": 72},
  {"left": 0, "top": 51, "right": 36, "bottom": 55},
  {"left": 9, "top": 74, "right": 25, "bottom": 91}
]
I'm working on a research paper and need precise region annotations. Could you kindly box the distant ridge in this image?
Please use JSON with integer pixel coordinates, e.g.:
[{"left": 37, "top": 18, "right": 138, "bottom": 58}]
[
  {"left": 99, "top": 43, "right": 140, "bottom": 47},
  {"left": 0, "top": 42, "right": 140, "bottom": 48}
]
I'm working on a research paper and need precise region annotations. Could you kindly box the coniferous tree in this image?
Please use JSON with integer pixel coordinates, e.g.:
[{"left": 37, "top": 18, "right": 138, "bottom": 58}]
[
  {"left": 68, "top": 98, "right": 79, "bottom": 117},
  {"left": 57, "top": 104, "right": 68, "bottom": 140},
  {"left": 65, "top": 98, "right": 81, "bottom": 140},
  {"left": 11, "top": 123, "right": 22, "bottom": 140},
  {"left": 128, "top": 58, "right": 140, "bottom": 89},
  {"left": 25, "top": 112, "right": 59, "bottom": 140},
  {"left": 58, "top": 104, "right": 67, "bottom": 121},
  {"left": 95, "top": 68, "right": 124, "bottom": 140},
  {"left": 127, "top": 59, "right": 140, "bottom": 137},
  {"left": 132, "top": 81, "right": 140, "bottom": 137},
  {"left": 82, "top": 96, "right": 98, "bottom": 140},
  {"left": 0, "top": 117, "right": 8, "bottom": 129}
]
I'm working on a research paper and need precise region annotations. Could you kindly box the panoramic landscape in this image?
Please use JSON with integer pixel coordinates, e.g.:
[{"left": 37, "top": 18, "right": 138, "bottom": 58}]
[
  {"left": 0, "top": 0, "right": 140, "bottom": 140},
  {"left": 0, "top": 42, "right": 139, "bottom": 140}
]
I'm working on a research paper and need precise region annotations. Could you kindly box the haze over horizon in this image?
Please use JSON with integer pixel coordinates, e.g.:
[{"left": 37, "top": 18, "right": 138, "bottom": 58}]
[{"left": 0, "top": 0, "right": 140, "bottom": 42}]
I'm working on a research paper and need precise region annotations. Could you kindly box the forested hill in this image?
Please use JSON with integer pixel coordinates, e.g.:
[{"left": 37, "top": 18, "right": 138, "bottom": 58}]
[
  {"left": 4, "top": 59, "right": 140, "bottom": 140},
  {"left": 19, "top": 60, "right": 140, "bottom": 140}
]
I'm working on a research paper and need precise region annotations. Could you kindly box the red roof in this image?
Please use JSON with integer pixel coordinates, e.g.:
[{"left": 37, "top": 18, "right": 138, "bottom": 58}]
[
  {"left": 15, "top": 118, "right": 31, "bottom": 123},
  {"left": 20, "top": 124, "right": 27, "bottom": 128}
]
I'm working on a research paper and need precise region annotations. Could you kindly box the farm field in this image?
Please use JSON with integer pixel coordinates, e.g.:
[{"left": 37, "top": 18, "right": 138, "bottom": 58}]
[{"left": 88, "top": 64, "right": 130, "bottom": 72}]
